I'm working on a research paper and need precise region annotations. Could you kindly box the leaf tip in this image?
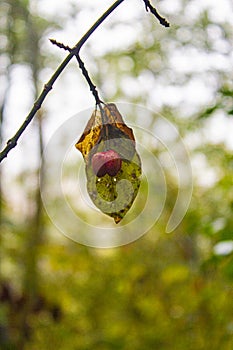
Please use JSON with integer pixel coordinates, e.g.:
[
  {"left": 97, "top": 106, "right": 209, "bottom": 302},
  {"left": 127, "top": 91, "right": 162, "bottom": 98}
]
[{"left": 114, "top": 216, "right": 122, "bottom": 224}]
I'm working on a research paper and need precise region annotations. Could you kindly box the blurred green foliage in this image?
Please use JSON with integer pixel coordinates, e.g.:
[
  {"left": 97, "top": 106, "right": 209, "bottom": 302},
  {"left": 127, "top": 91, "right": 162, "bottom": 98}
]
[{"left": 0, "top": 0, "right": 233, "bottom": 349}]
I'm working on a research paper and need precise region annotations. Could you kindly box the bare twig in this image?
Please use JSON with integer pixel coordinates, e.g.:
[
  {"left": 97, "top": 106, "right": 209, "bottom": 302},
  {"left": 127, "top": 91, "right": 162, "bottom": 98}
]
[
  {"left": 50, "top": 39, "right": 102, "bottom": 105},
  {"left": 143, "top": 0, "right": 170, "bottom": 27},
  {"left": 0, "top": 0, "right": 169, "bottom": 162},
  {"left": 49, "top": 39, "right": 71, "bottom": 52},
  {"left": 76, "top": 56, "right": 102, "bottom": 105},
  {"left": 0, "top": 0, "right": 125, "bottom": 163}
]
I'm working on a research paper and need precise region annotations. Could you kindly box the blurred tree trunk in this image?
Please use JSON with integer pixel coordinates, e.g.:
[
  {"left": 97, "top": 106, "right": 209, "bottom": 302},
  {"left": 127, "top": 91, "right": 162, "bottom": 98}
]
[
  {"left": 0, "top": 1, "right": 49, "bottom": 348},
  {"left": 0, "top": 0, "right": 13, "bottom": 265},
  {"left": 16, "top": 5, "right": 46, "bottom": 349},
  {"left": 0, "top": 2, "right": 16, "bottom": 348}
]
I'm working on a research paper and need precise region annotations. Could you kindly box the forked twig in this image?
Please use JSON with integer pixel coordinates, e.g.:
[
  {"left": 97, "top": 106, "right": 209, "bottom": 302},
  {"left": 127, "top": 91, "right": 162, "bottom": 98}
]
[
  {"left": 0, "top": 0, "right": 169, "bottom": 162},
  {"left": 0, "top": 0, "right": 125, "bottom": 162},
  {"left": 50, "top": 39, "right": 102, "bottom": 105}
]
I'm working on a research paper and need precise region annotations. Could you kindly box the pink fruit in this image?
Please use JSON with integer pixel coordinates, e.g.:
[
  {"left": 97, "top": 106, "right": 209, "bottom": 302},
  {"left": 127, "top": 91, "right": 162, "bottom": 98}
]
[{"left": 91, "top": 149, "right": 122, "bottom": 177}]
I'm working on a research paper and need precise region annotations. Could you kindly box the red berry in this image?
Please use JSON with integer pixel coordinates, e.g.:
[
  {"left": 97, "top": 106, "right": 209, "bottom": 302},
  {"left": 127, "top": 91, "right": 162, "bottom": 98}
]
[
  {"left": 91, "top": 150, "right": 122, "bottom": 177},
  {"left": 91, "top": 152, "right": 107, "bottom": 177}
]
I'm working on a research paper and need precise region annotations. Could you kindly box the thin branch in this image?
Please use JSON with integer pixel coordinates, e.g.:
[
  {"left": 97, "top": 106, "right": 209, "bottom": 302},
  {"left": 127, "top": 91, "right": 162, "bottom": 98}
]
[
  {"left": 143, "top": 0, "right": 170, "bottom": 27},
  {"left": 49, "top": 39, "right": 71, "bottom": 52},
  {"left": 0, "top": 0, "right": 125, "bottom": 163},
  {"left": 76, "top": 56, "right": 102, "bottom": 105},
  {"left": 0, "top": 0, "right": 169, "bottom": 162},
  {"left": 50, "top": 39, "right": 102, "bottom": 105}
]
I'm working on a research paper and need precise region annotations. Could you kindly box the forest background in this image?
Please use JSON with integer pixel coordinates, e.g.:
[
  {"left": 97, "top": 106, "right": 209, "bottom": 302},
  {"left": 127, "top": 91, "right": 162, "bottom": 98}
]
[{"left": 0, "top": 0, "right": 233, "bottom": 349}]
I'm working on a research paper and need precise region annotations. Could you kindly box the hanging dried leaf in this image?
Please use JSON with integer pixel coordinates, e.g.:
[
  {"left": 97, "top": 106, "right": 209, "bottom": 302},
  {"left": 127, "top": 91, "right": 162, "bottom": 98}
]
[{"left": 75, "top": 103, "right": 141, "bottom": 223}]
